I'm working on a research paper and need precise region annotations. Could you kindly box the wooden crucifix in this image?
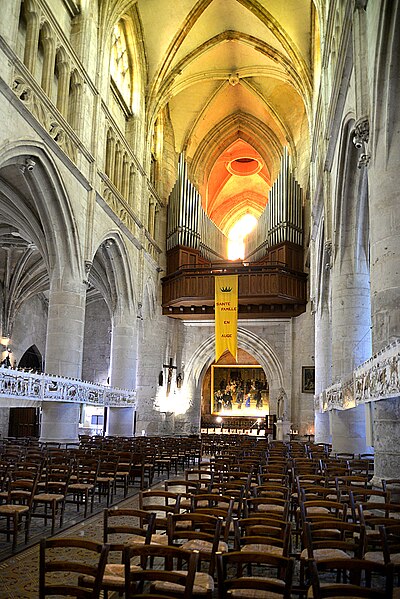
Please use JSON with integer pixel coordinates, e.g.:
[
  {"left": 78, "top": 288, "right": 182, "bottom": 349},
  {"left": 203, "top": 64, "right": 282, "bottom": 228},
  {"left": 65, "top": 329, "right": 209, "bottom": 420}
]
[{"left": 163, "top": 357, "right": 177, "bottom": 396}]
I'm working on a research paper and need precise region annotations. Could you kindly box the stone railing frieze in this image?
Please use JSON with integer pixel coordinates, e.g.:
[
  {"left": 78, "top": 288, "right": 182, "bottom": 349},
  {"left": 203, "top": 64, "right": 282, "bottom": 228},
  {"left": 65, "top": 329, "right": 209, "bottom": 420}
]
[
  {"left": 315, "top": 339, "right": 400, "bottom": 413},
  {"left": 11, "top": 66, "right": 93, "bottom": 166},
  {"left": 0, "top": 367, "right": 136, "bottom": 408}
]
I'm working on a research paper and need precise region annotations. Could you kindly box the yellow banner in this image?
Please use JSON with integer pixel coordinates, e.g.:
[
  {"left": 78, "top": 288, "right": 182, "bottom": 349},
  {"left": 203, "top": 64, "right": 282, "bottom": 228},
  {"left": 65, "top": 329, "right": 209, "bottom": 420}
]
[{"left": 215, "top": 275, "right": 238, "bottom": 362}]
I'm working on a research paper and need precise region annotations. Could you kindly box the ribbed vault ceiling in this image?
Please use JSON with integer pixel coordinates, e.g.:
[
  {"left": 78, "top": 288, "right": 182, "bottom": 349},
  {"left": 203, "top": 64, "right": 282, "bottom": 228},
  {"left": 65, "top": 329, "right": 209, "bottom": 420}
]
[{"left": 132, "top": 0, "right": 314, "bottom": 233}]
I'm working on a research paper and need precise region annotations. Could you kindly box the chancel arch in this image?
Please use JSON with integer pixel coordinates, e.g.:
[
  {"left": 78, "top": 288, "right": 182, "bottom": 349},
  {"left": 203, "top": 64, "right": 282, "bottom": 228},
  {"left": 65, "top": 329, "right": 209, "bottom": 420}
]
[{"left": 181, "top": 325, "right": 287, "bottom": 434}]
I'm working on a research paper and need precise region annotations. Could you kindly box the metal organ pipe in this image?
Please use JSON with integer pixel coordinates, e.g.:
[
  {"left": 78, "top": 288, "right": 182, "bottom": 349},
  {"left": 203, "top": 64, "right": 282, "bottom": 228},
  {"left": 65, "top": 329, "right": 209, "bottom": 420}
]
[{"left": 167, "top": 149, "right": 303, "bottom": 263}]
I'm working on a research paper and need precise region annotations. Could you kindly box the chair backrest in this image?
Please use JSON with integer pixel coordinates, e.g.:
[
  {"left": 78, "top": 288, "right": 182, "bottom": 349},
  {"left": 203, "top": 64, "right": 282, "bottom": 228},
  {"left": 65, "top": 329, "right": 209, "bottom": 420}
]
[
  {"left": 300, "top": 499, "right": 347, "bottom": 524},
  {"left": 139, "top": 490, "right": 181, "bottom": 531},
  {"left": 164, "top": 479, "right": 200, "bottom": 495},
  {"left": 7, "top": 472, "right": 39, "bottom": 506},
  {"left": 167, "top": 511, "right": 223, "bottom": 575},
  {"left": 104, "top": 507, "right": 156, "bottom": 551},
  {"left": 44, "top": 464, "right": 72, "bottom": 494},
  {"left": 379, "top": 522, "right": 400, "bottom": 567},
  {"left": 245, "top": 496, "right": 290, "bottom": 520},
  {"left": 39, "top": 537, "right": 109, "bottom": 599},
  {"left": 217, "top": 550, "right": 294, "bottom": 599},
  {"left": 234, "top": 516, "right": 291, "bottom": 555},
  {"left": 123, "top": 543, "right": 199, "bottom": 599},
  {"left": 303, "top": 520, "right": 365, "bottom": 559},
  {"left": 308, "top": 557, "right": 393, "bottom": 598}
]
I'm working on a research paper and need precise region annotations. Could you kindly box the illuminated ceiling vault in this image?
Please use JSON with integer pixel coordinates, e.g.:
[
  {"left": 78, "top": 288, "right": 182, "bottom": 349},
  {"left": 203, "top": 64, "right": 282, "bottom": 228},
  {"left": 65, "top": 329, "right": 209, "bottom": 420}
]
[{"left": 115, "top": 0, "right": 315, "bottom": 231}]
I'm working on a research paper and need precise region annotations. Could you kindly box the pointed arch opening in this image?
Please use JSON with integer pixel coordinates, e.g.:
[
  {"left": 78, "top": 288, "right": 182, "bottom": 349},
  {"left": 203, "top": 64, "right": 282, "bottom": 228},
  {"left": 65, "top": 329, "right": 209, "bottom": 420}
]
[{"left": 18, "top": 344, "right": 42, "bottom": 372}]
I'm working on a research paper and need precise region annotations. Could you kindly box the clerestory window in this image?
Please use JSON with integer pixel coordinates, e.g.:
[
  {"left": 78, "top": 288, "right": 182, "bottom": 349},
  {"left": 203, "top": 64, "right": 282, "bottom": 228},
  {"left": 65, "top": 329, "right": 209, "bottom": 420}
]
[{"left": 110, "top": 22, "right": 132, "bottom": 108}]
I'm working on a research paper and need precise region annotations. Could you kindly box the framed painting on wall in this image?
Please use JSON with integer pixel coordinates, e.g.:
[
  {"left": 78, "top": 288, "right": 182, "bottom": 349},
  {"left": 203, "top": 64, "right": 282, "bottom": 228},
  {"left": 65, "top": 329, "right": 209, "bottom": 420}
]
[
  {"left": 211, "top": 365, "right": 269, "bottom": 416},
  {"left": 302, "top": 366, "right": 315, "bottom": 393}
]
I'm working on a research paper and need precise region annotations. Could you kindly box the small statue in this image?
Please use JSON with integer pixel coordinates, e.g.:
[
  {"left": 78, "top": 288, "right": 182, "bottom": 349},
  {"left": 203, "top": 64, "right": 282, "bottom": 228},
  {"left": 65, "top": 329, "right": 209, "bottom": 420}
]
[
  {"left": 277, "top": 387, "right": 288, "bottom": 420},
  {"left": 176, "top": 373, "right": 183, "bottom": 388},
  {"left": 158, "top": 371, "right": 164, "bottom": 386}
]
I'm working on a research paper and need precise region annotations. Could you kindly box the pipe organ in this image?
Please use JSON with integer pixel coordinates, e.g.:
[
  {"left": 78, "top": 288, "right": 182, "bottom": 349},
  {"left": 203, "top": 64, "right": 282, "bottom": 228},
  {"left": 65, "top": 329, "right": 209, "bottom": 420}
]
[
  {"left": 245, "top": 147, "right": 303, "bottom": 261},
  {"left": 167, "top": 154, "right": 227, "bottom": 262},
  {"left": 163, "top": 148, "right": 306, "bottom": 318},
  {"left": 167, "top": 149, "right": 303, "bottom": 267}
]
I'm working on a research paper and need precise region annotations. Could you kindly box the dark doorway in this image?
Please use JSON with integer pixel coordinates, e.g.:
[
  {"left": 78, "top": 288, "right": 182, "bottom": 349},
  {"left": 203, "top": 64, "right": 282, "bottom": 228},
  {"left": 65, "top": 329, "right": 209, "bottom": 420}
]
[
  {"left": 18, "top": 344, "right": 42, "bottom": 372},
  {"left": 8, "top": 407, "right": 40, "bottom": 438}
]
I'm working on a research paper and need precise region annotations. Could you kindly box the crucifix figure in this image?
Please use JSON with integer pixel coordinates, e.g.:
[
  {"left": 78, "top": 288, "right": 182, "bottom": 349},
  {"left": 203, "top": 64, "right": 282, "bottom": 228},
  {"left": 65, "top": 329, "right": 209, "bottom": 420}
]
[{"left": 163, "top": 357, "right": 177, "bottom": 396}]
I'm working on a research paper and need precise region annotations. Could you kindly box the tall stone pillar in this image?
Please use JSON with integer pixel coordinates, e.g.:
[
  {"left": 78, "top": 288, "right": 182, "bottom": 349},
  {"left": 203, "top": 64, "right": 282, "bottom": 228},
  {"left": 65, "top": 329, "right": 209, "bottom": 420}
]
[
  {"left": 56, "top": 59, "right": 71, "bottom": 118},
  {"left": 330, "top": 258, "right": 371, "bottom": 454},
  {"left": 23, "top": 2, "right": 40, "bottom": 74},
  {"left": 314, "top": 300, "right": 332, "bottom": 445},
  {"left": 330, "top": 142, "right": 372, "bottom": 455},
  {"left": 368, "top": 9, "right": 400, "bottom": 478},
  {"left": 107, "top": 314, "right": 137, "bottom": 437},
  {"left": 40, "top": 276, "right": 87, "bottom": 444}
]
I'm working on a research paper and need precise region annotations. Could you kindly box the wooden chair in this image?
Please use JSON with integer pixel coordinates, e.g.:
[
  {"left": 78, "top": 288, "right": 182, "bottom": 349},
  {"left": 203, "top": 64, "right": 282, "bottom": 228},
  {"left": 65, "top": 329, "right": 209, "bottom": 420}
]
[
  {"left": 130, "top": 452, "right": 154, "bottom": 490},
  {"left": 164, "top": 479, "right": 201, "bottom": 512},
  {"left": 139, "top": 490, "right": 181, "bottom": 540},
  {"left": 96, "top": 459, "right": 119, "bottom": 506},
  {"left": 234, "top": 515, "right": 292, "bottom": 557},
  {"left": 216, "top": 550, "right": 294, "bottom": 599},
  {"left": 0, "top": 470, "right": 38, "bottom": 549},
  {"left": 245, "top": 495, "right": 290, "bottom": 521},
  {"left": 252, "top": 483, "right": 290, "bottom": 501},
  {"left": 300, "top": 498, "right": 347, "bottom": 527},
  {"left": 185, "top": 468, "right": 214, "bottom": 491},
  {"left": 115, "top": 451, "right": 134, "bottom": 497},
  {"left": 300, "top": 519, "right": 365, "bottom": 590},
  {"left": 308, "top": 557, "right": 393, "bottom": 599},
  {"left": 363, "top": 521, "right": 400, "bottom": 568},
  {"left": 208, "top": 480, "right": 245, "bottom": 519},
  {"left": 67, "top": 459, "right": 99, "bottom": 518},
  {"left": 348, "top": 488, "right": 390, "bottom": 523},
  {"left": 39, "top": 537, "right": 109, "bottom": 599},
  {"left": 168, "top": 512, "right": 226, "bottom": 597},
  {"left": 124, "top": 543, "right": 199, "bottom": 599},
  {"left": 32, "top": 464, "right": 71, "bottom": 533},
  {"left": 80, "top": 508, "right": 156, "bottom": 597},
  {"left": 191, "top": 493, "right": 234, "bottom": 542}
]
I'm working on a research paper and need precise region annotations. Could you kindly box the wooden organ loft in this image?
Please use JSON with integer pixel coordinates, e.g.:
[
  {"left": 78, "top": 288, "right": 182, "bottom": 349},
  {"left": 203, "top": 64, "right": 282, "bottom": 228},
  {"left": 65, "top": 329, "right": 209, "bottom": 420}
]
[{"left": 162, "top": 150, "right": 307, "bottom": 319}]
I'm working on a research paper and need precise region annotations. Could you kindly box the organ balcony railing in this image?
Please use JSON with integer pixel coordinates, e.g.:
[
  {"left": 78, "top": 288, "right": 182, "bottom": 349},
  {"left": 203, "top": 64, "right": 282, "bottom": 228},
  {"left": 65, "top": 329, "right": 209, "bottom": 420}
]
[{"left": 162, "top": 257, "right": 307, "bottom": 319}]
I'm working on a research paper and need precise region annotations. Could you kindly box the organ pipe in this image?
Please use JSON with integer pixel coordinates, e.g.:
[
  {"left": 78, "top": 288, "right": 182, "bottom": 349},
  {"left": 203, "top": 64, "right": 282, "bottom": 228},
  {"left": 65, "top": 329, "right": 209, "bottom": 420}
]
[
  {"left": 167, "top": 154, "right": 227, "bottom": 259},
  {"left": 167, "top": 148, "right": 303, "bottom": 263},
  {"left": 245, "top": 147, "right": 303, "bottom": 261}
]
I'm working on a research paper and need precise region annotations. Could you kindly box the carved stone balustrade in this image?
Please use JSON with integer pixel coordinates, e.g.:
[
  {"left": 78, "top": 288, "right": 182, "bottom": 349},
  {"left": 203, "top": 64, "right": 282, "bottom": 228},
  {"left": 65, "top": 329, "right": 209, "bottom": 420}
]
[
  {"left": 315, "top": 339, "right": 400, "bottom": 413},
  {"left": 0, "top": 367, "right": 136, "bottom": 408}
]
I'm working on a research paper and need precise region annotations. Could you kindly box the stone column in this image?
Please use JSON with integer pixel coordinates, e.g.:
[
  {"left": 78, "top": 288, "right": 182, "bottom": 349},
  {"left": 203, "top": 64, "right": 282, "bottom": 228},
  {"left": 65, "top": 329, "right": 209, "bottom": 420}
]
[
  {"left": 107, "top": 313, "right": 137, "bottom": 437},
  {"left": 40, "top": 30, "right": 56, "bottom": 97},
  {"left": 128, "top": 165, "right": 136, "bottom": 208},
  {"left": 23, "top": 3, "right": 40, "bottom": 74},
  {"left": 40, "top": 276, "right": 87, "bottom": 444},
  {"left": 314, "top": 301, "right": 332, "bottom": 444},
  {"left": 68, "top": 73, "right": 83, "bottom": 134},
  {"left": 121, "top": 155, "right": 130, "bottom": 199},
  {"left": 330, "top": 257, "right": 371, "bottom": 454},
  {"left": 148, "top": 198, "right": 156, "bottom": 238},
  {"left": 330, "top": 143, "right": 372, "bottom": 455},
  {"left": 368, "top": 9, "right": 400, "bottom": 479},
  {"left": 114, "top": 143, "right": 123, "bottom": 191},
  {"left": 56, "top": 59, "right": 71, "bottom": 118},
  {"left": 330, "top": 404, "right": 371, "bottom": 455}
]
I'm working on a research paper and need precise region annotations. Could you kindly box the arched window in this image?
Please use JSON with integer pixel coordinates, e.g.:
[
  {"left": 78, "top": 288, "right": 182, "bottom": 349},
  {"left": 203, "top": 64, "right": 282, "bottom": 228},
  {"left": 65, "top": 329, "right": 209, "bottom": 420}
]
[{"left": 110, "top": 21, "right": 132, "bottom": 108}]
